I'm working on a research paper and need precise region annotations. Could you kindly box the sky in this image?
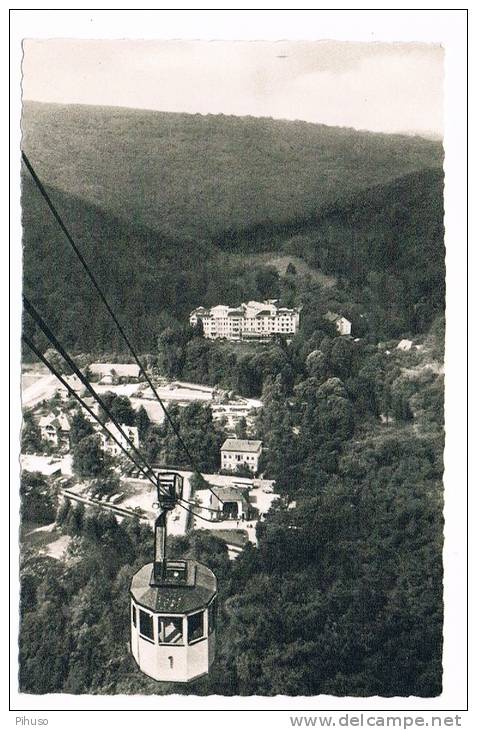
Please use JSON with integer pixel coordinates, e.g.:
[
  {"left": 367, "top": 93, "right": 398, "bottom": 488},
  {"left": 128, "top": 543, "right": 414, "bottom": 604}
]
[{"left": 22, "top": 39, "right": 444, "bottom": 136}]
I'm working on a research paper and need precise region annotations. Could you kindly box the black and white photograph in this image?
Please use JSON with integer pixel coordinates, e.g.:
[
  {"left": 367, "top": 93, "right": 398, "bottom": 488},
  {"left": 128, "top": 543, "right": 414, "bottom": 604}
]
[{"left": 9, "top": 8, "right": 469, "bottom": 718}]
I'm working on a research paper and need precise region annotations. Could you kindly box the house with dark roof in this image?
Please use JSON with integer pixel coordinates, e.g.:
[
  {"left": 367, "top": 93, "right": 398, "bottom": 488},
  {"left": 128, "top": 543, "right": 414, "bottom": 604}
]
[
  {"left": 200, "top": 483, "right": 252, "bottom": 521},
  {"left": 56, "top": 374, "right": 87, "bottom": 400},
  {"left": 220, "top": 438, "right": 263, "bottom": 474},
  {"left": 324, "top": 311, "right": 352, "bottom": 336},
  {"left": 217, "top": 485, "right": 251, "bottom": 520},
  {"left": 89, "top": 362, "right": 141, "bottom": 384},
  {"left": 39, "top": 412, "right": 71, "bottom": 449}
]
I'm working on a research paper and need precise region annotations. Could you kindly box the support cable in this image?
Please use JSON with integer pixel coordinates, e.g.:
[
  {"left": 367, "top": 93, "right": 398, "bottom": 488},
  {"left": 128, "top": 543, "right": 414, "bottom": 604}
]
[
  {"left": 23, "top": 335, "right": 160, "bottom": 490},
  {"left": 178, "top": 496, "right": 223, "bottom": 515},
  {"left": 22, "top": 152, "right": 223, "bottom": 506},
  {"left": 176, "top": 501, "right": 222, "bottom": 524},
  {"left": 23, "top": 295, "right": 160, "bottom": 489}
]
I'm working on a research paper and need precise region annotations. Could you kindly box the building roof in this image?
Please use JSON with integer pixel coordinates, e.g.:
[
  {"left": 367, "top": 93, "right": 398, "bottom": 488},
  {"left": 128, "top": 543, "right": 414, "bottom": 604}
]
[
  {"left": 90, "top": 363, "right": 141, "bottom": 378},
  {"left": 397, "top": 339, "right": 413, "bottom": 351},
  {"left": 325, "top": 311, "right": 350, "bottom": 324},
  {"left": 81, "top": 396, "right": 99, "bottom": 410},
  {"left": 130, "top": 561, "right": 216, "bottom": 613},
  {"left": 101, "top": 422, "right": 139, "bottom": 442},
  {"left": 227, "top": 308, "right": 245, "bottom": 317},
  {"left": 246, "top": 300, "right": 274, "bottom": 311},
  {"left": 39, "top": 413, "right": 70, "bottom": 431},
  {"left": 191, "top": 301, "right": 299, "bottom": 320},
  {"left": 221, "top": 438, "right": 262, "bottom": 453},
  {"left": 58, "top": 374, "right": 85, "bottom": 392},
  {"left": 217, "top": 486, "right": 249, "bottom": 504}
]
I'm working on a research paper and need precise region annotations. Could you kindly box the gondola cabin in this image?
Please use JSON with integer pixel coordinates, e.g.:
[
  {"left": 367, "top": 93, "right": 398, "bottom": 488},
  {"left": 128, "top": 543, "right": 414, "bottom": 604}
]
[{"left": 130, "top": 472, "right": 217, "bottom": 683}]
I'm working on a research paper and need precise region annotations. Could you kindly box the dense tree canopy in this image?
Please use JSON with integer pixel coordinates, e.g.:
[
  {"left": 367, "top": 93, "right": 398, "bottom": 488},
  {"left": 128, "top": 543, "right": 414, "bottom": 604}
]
[
  {"left": 69, "top": 411, "right": 94, "bottom": 446},
  {"left": 72, "top": 435, "right": 109, "bottom": 478},
  {"left": 22, "top": 102, "right": 442, "bottom": 242},
  {"left": 21, "top": 410, "right": 42, "bottom": 454},
  {"left": 99, "top": 393, "right": 136, "bottom": 427},
  {"left": 21, "top": 471, "right": 56, "bottom": 525}
]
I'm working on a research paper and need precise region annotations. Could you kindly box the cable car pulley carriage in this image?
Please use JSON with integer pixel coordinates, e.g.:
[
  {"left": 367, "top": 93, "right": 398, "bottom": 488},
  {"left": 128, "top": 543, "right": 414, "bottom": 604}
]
[{"left": 130, "top": 472, "right": 218, "bottom": 683}]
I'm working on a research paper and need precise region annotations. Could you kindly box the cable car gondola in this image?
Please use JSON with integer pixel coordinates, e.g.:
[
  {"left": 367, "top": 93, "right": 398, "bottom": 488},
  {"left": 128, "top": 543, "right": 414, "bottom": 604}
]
[{"left": 130, "top": 473, "right": 217, "bottom": 683}]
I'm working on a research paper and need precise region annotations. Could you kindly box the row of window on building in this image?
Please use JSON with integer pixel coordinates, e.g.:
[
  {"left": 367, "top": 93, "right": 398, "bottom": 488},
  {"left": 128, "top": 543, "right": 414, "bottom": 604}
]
[
  {"left": 189, "top": 301, "right": 301, "bottom": 341},
  {"left": 222, "top": 452, "right": 256, "bottom": 462},
  {"left": 132, "top": 600, "right": 217, "bottom": 646}
]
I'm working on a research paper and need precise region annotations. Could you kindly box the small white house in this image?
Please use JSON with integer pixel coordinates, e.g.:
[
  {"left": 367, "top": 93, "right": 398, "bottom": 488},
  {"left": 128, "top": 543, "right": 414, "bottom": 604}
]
[
  {"left": 39, "top": 412, "right": 71, "bottom": 449},
  {"left": 220, "top": 438, "right": 263, "bottom": 475},
  {"left": 99, "top": 422, "right": 140, "bottom": 457},
  {"left": 397, "top": 339, "right": 413, "bottom": 351},
  {"left": 325, "top": 311, "right": 352, "bottom": 336},
  {"left": 201, "top": 484, "right": 250, "bottom": 521}
]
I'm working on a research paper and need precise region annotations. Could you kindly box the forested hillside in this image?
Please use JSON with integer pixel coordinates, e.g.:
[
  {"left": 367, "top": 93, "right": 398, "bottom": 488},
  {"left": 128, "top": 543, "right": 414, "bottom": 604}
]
[
  {"left": 22, "top": 103, "right": 444, "bottom": 353},
  {"left": 22, "top": 102, "right": 443, "bottom": 240},
  {"left": 22, "top": 166, "right": 444, "bottom": 354}
]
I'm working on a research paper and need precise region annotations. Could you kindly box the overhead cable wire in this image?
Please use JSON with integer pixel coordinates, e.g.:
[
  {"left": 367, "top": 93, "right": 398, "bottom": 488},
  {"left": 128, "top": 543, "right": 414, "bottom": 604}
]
[
  {"left": 175, "top": 501, "right": 221, "bottom": 524},
  {"left": 23, "top": 335, "right": 161, "bottom": 489},
  {"left": 23, "top": 295, "right": 161, "bottom": 490},
  {"left": 22, "top": 151, "right": 223, "bottom": 506},
  {"left": 178, "top": 496, "right": 223, "bottom": 515}
]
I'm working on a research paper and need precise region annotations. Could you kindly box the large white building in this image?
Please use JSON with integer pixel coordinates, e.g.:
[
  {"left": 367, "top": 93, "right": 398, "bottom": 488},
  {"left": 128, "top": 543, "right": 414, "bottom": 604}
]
[
  {"left": 190, "top": 300, "right": 300, "bottom": 341},
  {"left": 220, "top": 438, "right": 263, "bottom": 474}
]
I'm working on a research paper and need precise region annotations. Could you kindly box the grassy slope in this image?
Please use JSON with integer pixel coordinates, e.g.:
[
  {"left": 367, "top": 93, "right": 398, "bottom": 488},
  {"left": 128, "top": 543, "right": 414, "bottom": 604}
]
[
  {"left": 22, "top": 101, "right": 443, "bottom": 240},
  {"left": 222, "top": 252, "right": 337, "bottom": 287}
]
